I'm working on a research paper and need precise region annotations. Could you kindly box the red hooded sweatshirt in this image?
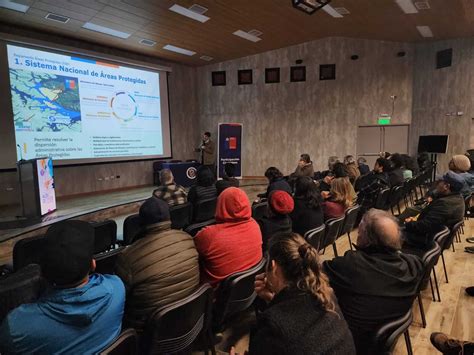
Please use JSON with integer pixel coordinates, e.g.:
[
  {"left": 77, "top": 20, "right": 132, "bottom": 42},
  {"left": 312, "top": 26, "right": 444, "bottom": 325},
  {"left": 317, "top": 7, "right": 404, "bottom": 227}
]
[{"left": 194, "top": 187, "right": 263, "bottom": 286}]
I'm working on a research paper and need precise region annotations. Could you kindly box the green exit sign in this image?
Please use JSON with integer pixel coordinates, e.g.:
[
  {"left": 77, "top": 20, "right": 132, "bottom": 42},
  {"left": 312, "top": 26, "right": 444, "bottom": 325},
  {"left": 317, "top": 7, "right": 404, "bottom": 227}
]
[{"left": 378, "top": 117, "right": 391, "bottom": 125}]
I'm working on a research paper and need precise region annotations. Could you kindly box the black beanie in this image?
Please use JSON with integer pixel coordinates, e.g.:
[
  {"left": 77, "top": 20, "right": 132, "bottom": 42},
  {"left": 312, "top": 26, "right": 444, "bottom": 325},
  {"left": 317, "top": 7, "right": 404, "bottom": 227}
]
[
  {"left": 41, "top": 220, "right": 94, "bottom": 287},
  {"left": 139, "top": 197, "right": 171, "bottom": 226}
]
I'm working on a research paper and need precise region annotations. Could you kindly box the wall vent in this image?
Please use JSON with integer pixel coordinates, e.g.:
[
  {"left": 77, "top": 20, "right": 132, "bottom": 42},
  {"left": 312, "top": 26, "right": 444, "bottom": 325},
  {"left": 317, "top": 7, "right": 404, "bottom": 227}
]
[{"left": 45, "top": 13, "right": 70, "bottom": 23}]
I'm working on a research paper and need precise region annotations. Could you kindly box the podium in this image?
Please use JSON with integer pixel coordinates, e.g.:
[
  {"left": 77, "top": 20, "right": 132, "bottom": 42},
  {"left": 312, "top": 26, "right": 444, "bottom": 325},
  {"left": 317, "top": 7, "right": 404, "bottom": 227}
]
[{"left": 18, "top": 158, "right": 57, "bottom": 218}]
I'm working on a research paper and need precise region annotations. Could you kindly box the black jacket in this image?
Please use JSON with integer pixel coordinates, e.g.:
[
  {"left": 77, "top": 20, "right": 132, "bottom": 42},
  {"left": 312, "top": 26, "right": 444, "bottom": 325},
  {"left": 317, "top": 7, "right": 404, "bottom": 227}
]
[
  {"left": 323, "top": 246, "right": 423, "bottom": 354},
  {"left": 405, "top": 192, "right": 465, "bottom": 248},
  {"left": 249, "top": 287, "right": 356, "bottom": 355},
  {"left": 388, "top": 168, "right": 404, "bottom": 187},
  {"left": 260, "top": 178, "right": 292, "bottom": 198},
  {"left": 290, "top": 198, "right": 324, "bottom": 236},
  {"left": 215, "top": 177, "right": 239, "bottom": 195},
  {"left": 258, "top": 215, "right": 292, "bottom": 251}
]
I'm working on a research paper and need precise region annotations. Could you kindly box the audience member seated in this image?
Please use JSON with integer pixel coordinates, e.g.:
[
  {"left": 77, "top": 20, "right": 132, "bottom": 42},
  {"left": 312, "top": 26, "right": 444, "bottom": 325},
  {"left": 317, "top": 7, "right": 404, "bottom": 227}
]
[
  {"left": 403, "top": 171, "right": 465, "bottom": 251},
  {"left": 356, "top": 158, "right": 390, "bottom": 215},
  {"left": 468, "top": 152, "right": 474, "bottom": 175},
  {"left": 449, "top": 154, "right": 474, "bottom": 198},
  {"left": 258, "top": 167, "right": 292, "bottom": 199},
  {"left": 357, "top": 157, "right": 370, "bottom": 176},
  {"left": 216, "top": 163, "right": 240, "bottom": 195},
  {"left": 194, "top": 187, "right": 262, "bottom": 286},
  {"left": 248, "top": 232, "right": 356, "bottom": 354},
  {"left": 430, "top": 332, "right": 474, "bottom": 354},
  {"left": 319, "top": 162, "right": 349, "bottom": 192},
  {"left": 417, "top": 152, "right": 432, "bottom": 172},
  {"left": 323, "top": 210, "right": 422, "bottom": 355},
  {"left": 344, "top": 155, "right": 361, "bottom": 184},
  {"left": 188, "top": 166, "right": 217, "bottom": 205},
  {"left": 153, "top": 168, "right": 187, "bottom": 206},
  {"left": 402, "top": 153, "right": 419, "bottom": 176},
  {"left": 292, "top": 153, "right": 315, "bottom": 178},
  {"left": 316, "top": 156, "right": 340, "bottom": 180},
  {"left": 387, "top": 153, "right": 405, "bottom": 186},
  {"left": 0, "top": 221, "right": 125, "bottom": 354},
  {"left": 321, "top": 177, "right": 353, "bottom": 220},
  {"left": 290, "top": 176, "right": 324, "bottom": 236},
  {"left": 115, "top": 197, "right": 199, "bottom": 332},
  {"left": 258, "top": 191, "right": 294, "bottom": 251}
]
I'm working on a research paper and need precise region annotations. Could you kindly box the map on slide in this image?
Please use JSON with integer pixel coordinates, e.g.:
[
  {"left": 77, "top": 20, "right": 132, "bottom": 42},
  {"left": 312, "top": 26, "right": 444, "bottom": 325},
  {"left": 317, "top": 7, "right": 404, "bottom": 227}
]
[{"left": 9, "top": 69, "right": 82, "bottom": 132}]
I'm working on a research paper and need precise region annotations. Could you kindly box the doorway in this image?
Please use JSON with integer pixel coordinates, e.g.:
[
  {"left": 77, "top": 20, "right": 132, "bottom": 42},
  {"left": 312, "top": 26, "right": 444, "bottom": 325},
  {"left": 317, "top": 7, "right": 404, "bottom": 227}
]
[{"left": 357, "top": 125, "right": 410, "bottom": 169}]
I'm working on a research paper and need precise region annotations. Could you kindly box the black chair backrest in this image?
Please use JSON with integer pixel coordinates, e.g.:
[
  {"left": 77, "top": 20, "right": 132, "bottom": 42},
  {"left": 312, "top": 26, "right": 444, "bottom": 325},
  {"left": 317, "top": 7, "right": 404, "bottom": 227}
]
[
  {"left": 340, "top": 204, "right": 361, "bottom": 236},
  {"left": 100, "top": 328, "right": 138, "bottom": 355},
  {"left": 170, "top": 203, "right": 193, "bottom": 230},
  {"left": 123, "top": 214, "right": 142, "bottom": 246},
  {"left": 193, "top": 198, "right": 217, "bottom": 223},
  {"left": 144, "top": 284, "right": 213, "bottom": 354},
  {"left": 13, "top": 235, "right": 45, "bottom": 272},
  {"left": 169, "top": 160, "right": 182, "bottom": 163},
  {"left": 91, "top": 220, "right": 118, "bottom": 254},
  {"left": 418, "top": 241, "right": 441, "bottom": 291},
  {"left": 94, "top": 247, "right": 126, "bottom": 275},
  {"left": 252, "top": 202, "right": 268, "bottom": 220},
  {"left": 320, "top": 216, "right": 345, "bottom": 250},
  {"left": 374, "top": 188, "right": 391, "bottom": 210},
  {"left": 371, "top": 310, "right": 413, "bottom": 354},
  {"left": 0, "top": 264, "right": 44, "bottom": 323},
  {"left": 433, "top": 226, "right": 451, "bottom": 252},
  {"left": 389, "top": 185, "right": 404, "bottom": 206},
  {"left": 304, "top": 224, "right": 325, "bottom": 251},
  {"left": 184, "top": 219, "right": 216, "bottom": 237},
  {"left": 213, "top": 258, "right": 266, "bottom": 330}
]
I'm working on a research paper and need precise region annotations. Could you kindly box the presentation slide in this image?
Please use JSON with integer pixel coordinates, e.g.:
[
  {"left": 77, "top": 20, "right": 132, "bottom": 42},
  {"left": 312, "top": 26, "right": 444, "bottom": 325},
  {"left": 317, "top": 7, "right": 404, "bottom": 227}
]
[{"left": 7, "top": 44, "right": 165, "bottom": 162}]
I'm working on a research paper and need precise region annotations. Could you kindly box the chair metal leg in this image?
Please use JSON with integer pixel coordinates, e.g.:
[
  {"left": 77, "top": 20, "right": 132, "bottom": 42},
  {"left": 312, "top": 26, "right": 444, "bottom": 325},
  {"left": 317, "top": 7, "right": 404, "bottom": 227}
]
[
  {"left": 433, "top": 268, "right": 441, "bottom": 302},
  {"left": 417, "top": 294, "right": 427, "bottom": 328},
  {"left": 332, "top": 243, "right": 338, "bottom": 257},
  {"left": 397, "top": 202, "right": 401, "bottom": 215},
  {"left": 404, "top": 329, "right": 413, "bottom": 355},
  {"left": 429, "top": 277, "right": 435, "bottom": 301},
  {"left": 441, "top": 253, "right": 448, "bottom": 283},
  {"left": 451, "top": 240, "right": 455, "bottom": 252},
  {"left": 347, "top": 232, "right": 353, "bottom": 251}
]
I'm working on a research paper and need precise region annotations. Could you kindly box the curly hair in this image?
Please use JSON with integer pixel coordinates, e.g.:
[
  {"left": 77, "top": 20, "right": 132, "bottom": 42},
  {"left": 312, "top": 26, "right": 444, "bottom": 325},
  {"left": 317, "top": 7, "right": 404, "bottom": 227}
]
[
  {"left": 329, "top": 177, "right": 353, "bottom": 209},
  {"left": 267, "top": 232, "right": 336, "bottom": 313}
]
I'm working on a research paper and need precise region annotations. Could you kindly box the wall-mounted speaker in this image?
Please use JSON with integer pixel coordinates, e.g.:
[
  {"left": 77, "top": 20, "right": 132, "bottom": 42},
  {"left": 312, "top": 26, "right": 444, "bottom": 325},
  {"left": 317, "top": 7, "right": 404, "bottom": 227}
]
[
  {"left": 290, "top": 66, "right": 306, "bottom": 82},
  {"left": 436, "top": 48, "right": 453, "bottom": 69},
  {"left": 320, "top": 64, "right": 336, "bottom": 80},
  {"left": 295, "top": 59, "right": 303, "bottom": 64},
  {"left": 212, "top": 71, "right": 226, "bottom": 86},
  {"left": 350, "top": 55, "right": 359, "bottom": 60},
  {"left": 397, "top": 51, "right": 406, "bottom": 57}
]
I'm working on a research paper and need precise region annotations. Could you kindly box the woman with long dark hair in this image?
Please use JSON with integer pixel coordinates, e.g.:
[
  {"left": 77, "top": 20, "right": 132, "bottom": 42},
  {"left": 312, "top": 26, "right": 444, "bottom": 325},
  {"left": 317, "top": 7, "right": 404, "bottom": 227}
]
[
  {"left": 248, "top": 233, "right": 356, "bottom": 354},
  {"left": 290, "top": 176, "right": 324, "bottom": 236}
]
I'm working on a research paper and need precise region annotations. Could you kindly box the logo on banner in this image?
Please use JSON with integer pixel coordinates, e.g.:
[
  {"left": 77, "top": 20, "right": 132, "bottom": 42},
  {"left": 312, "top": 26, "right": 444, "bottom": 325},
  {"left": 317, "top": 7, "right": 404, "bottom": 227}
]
[
  {"left": 186, "top": 167, "right": 197, "bottom": 179},
  {"left": 225, "top": 137, "right": 237, "bottom": 150}
]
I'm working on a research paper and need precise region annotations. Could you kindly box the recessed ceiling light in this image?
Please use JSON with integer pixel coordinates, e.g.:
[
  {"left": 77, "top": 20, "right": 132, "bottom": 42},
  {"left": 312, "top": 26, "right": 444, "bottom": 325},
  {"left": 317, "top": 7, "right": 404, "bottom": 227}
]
[
  {"left": 82, "top": 22, "right": 131, "bottom": 39},
  {"left": 322, "top": 4, "right": 344, "bottom": 18},
  {"left": 414, "top": 1, "right": 430, "bottom": 10},
  {"left": 0, "top": 0, "right": 29, "bottom": 13},
  {"left": 417, "top": 25, "right": 434, "bottom": 37},
  {"left": 334, "top": 7, "right": 350, "bottom": 15},
  {"left": 169, "top": 4, "right": 210, "bottom": 23},
  {"left": 200, "top": 55, "right": 213, "bottom": 61},
  {"left": 395, "top": 0, "right": 418, "bottom": 14},
  {"left": 233, "top": 30, "right": 262, "bottom": 43},
  {"left": 188, "top": 4, "right": 208, "bottom": 15},
  {"left": 45, "top": 13, "right": 70, "bottom": 23},
  {"left": 139, "top": 39, "right": 156, "bottom": 47},
  {"left": 163, "top": 44, "right": 196, "bottom": 56}
]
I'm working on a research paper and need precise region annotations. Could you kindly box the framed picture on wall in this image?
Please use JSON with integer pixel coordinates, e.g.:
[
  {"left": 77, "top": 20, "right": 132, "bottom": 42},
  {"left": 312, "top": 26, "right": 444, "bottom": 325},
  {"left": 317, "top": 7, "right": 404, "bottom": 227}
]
[
  {"left": 320, "top": 64, "right": 336, "bottom": 80},
  {"left": 290, "top": 66, "right": 306, "bottom": 82},
  {"left": 265, "top": 67, "right": 280, "bottom": 84},
  {"left": 212, "top": 71, "right": 226, "bottom": 86},
  {"left": 238, "top": 69, "right": 253, "bottom": 85}
]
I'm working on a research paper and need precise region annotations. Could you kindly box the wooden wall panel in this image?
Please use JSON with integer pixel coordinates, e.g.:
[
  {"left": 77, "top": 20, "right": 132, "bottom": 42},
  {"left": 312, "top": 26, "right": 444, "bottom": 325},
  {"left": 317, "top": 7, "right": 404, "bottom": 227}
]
[{"left": 197, "top": 37, "right": 414, "bottom": 175}]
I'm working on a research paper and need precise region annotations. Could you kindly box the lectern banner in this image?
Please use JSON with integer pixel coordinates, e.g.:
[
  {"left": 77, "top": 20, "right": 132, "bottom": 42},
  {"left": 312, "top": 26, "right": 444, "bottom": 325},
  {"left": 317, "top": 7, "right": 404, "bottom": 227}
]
[{"left": 36, "top": 158, "right": 56, "bottom": 215}]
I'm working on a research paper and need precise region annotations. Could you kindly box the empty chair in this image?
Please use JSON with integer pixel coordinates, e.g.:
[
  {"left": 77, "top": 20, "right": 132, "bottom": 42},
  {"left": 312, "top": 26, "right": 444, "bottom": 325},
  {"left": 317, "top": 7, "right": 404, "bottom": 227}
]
[
  {"left": 170, "top": 202, "right": 193, "bottom": 230},
  {"left": 91, "top": 220, "right": 118, "bottom": 254},
  {"left": 13, "top": 235, "right": 45, "bottom": 272},
  {"left": 303, "top": 224, "right": 325, "bottom": 251},
  {"left": 213, "top": 258, "right": 266, "bottom": 332},
  {"left": 374, "top": 188, "right": 391, "bottom": 210},
  {"left": 0, "top": 264, "right": 44, "bottom": 323},
  {"left": 320, "top": 216, "right": 345, "bottom": 257},
  {"left": 432, "top": 227, "right": 452, "bottom": 283},
  {"left": 370, "top": 310, "right": 413, "bottom": 355},
  {"left": 123, "top": 214, "right": 142, "bottom": 245},
  {"left": 252, "top": 201, "right": 268, "bottom": 220},
  {"left": 100, "top": 328, "right": 138, "bottom": 355},
  {"left": 415, "top": 241, "right": 442, "bottom": 328},
  {"left": 193, "top": 198, "right": 217, "bottom": 223},
  {"left": 340, "top": 205, "right": 361, "bottom": 250},
  {"left": 94, "top": 247, "right": 126, "bottom": 275},
  {"left": 141, "top": 284, "right": 214, "bottom": 355},
  {"left": 184, "top": 219, "right": 216, "bottom": 237},
  {"left": 389, "top": 186, "right": 404, "bottom": 215}
]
